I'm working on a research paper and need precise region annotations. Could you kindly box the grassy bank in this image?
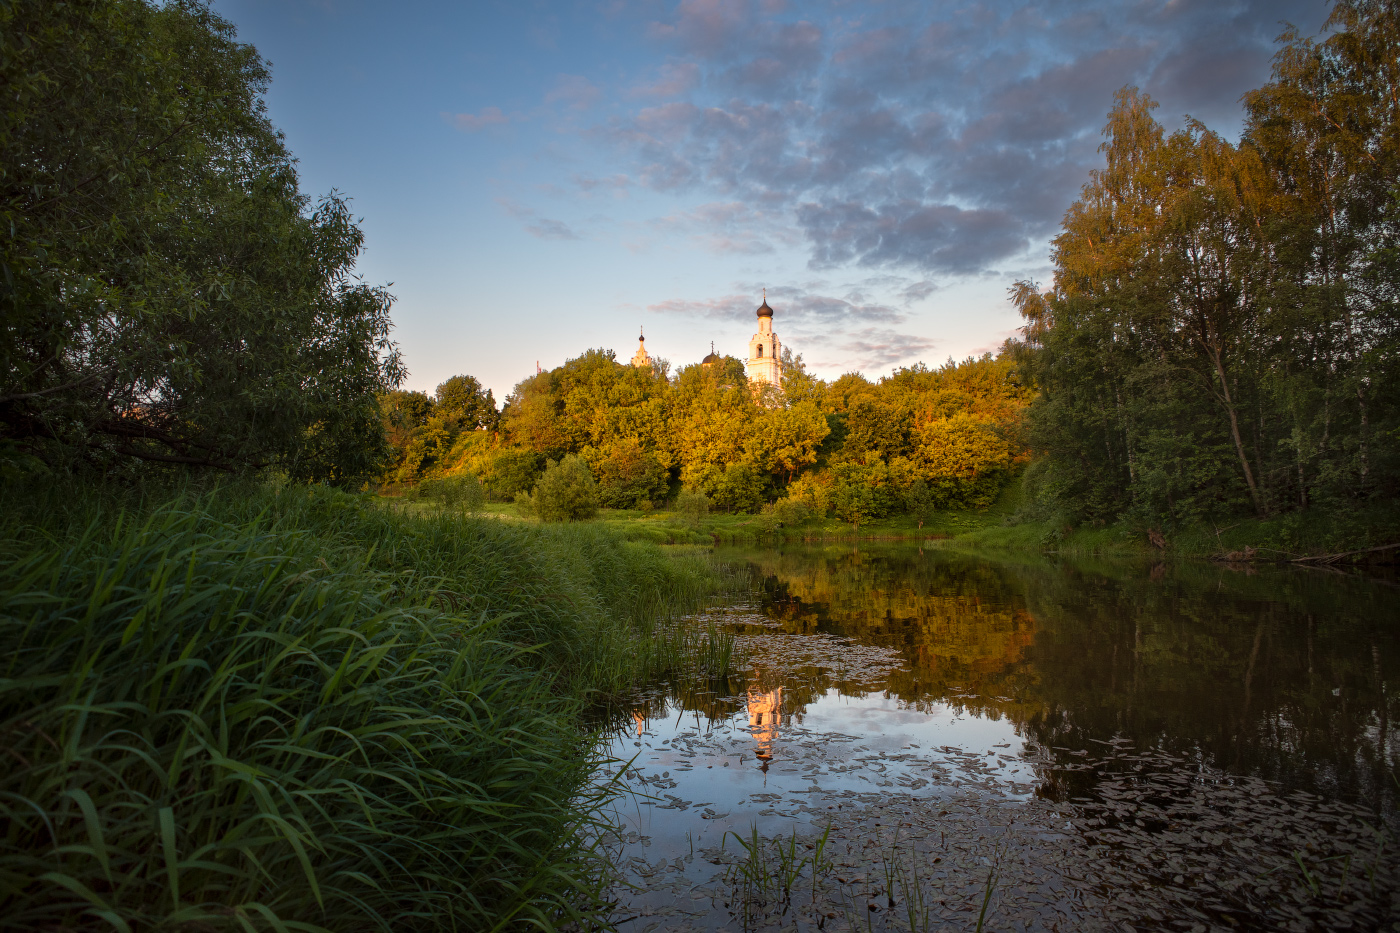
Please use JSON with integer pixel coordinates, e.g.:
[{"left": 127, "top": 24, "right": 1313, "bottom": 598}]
[
  {"left": 437, "top": 497, "right": 1016, "bottom": 546},
  {"left": 0, "top": 479, "right": 731, "bottom": 932},
  {"left": 945, "top": 502, "right": 1400, "bottom": 563}
]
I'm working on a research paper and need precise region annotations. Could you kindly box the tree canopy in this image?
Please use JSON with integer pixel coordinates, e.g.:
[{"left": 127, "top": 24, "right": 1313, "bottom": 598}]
[
  {"left": 1012, "top": 1, "right": 1399, "bottom": 526},
  {"left": 0, "top": 0, "right": 401, "bottom": 482},
  {"left": 391, "top": 349, "right": 1032, "bottom": 519}
]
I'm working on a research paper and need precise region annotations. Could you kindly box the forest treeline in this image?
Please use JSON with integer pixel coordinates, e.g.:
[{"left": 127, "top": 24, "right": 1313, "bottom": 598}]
[
  {"left": 381, "top": 350, "right": 1033, "bottom": 523},
  {"left": 1010, "top": 1, "right": 1399, "bottom": 529},
  {"left": 380, "top": 0, "right": 1400, "bottom": 536}
]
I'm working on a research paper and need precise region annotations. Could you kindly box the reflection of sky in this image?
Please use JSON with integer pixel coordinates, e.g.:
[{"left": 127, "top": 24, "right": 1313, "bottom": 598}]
[{"left": 601, "top": 686, "right": 1035, "bottom": 874}]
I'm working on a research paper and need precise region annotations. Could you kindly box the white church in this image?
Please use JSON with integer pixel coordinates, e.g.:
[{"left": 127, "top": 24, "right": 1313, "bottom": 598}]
[{"left": 629, "top": 293, "right": 783, "bottom": 391}]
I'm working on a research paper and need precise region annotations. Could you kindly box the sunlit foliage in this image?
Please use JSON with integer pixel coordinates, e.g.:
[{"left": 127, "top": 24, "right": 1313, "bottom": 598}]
[{"left": 390, "top": 350, "right": 1031, "bottom": 516}]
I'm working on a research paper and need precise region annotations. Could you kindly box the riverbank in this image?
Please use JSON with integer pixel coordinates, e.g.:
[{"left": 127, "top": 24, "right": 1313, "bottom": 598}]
[
  {"left": 462, "top": 488, "right": 1400, "bottom": 565},
  {"left": 946, "top": 502, "right": 1400, "bottom": 564},
  {"left": 0, "top": 479, "right": 735, "bottom": 932}
]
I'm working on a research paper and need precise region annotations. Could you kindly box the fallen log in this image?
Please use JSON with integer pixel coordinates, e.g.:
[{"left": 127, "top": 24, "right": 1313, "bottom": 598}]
[{"left": 1290, "top": 542, "right": 1400, "bottom": 565}]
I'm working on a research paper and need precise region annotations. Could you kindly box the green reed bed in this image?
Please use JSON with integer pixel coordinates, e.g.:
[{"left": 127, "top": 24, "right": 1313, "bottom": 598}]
[{"left": 0, "top": 480, "right": 729, "bottom": 932}]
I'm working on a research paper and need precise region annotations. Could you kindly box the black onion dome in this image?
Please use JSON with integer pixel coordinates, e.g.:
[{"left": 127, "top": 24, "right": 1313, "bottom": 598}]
[
  {"left": 756, "top": 298, "right": 773, "bottom": 318},
  {"left": 701, "top": 352, "right": 722, "bottom": 365}
]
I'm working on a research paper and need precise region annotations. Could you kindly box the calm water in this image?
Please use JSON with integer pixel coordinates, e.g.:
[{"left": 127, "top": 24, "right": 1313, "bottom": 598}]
[{"left": 601, "top": 545, "right": 1399, "bottom": 931}]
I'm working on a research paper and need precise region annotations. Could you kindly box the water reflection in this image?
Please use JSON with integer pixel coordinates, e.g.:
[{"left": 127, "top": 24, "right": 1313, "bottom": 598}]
[
  {"left": 716, "top": 544, "right": 1399, "bottom": 809},
  {"left": 746, "top": 686, "right": 781, "bottom": 768},
  {"left": 601, "top": 546, "right": 1398, "bottom": 930}
]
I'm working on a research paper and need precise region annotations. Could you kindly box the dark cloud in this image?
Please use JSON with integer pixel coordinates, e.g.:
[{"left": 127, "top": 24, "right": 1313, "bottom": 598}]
[{"left": 594, "top": 0, "right": 1325, "bottom": 276}]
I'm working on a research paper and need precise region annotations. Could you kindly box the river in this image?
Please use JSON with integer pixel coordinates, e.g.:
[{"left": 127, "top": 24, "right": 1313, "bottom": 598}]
[{"left": 598, "top": 544, "right": 1398, "bottom": 932}]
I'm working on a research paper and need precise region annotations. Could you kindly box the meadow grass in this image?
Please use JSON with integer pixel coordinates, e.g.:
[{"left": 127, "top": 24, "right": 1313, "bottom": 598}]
[{"left": 0, "top": 478, "right": 732, "bottom": 932}]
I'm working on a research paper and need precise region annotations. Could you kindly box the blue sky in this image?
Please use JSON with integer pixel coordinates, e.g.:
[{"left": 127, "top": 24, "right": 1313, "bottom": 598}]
[{"left": 218, "top": 0, "right": 1329, "bottom": 400}]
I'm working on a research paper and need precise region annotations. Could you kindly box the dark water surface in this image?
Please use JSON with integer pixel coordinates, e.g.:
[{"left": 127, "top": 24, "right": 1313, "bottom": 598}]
[{"left": 600, "top": 545, "right": 1399, "bottom": 931}]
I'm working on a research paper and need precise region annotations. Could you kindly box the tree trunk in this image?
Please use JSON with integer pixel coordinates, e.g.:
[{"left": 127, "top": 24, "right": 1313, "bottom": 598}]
[
  {"left": 1357, "top": 382, "right": 1370, "bottom": 485},
  {"left": 1209, "top": 346, "right": 1266, "bottom": 515}
]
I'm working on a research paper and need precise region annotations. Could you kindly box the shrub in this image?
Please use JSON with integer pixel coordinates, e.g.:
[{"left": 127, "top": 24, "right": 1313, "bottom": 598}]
[
  {"left": 710, "top": 461, "right": 765, "bottom": 513},
  {"left": 533, "top": 455, "right": 599, "bottom": 522},
  {"left": 480, "top": 448, "right": 544, "bottom": 501},
  {"left": 416, "top": 472, "right": 485, "bottom": 512},
  {"left": 676, "top": 486, "right": 710, "bottom": 526},
  {"left": 772, "top": 497, "right": 811, "bottom": 526},
  {"left": 787, "top": 472, "right": 831, "bottom": 518}
]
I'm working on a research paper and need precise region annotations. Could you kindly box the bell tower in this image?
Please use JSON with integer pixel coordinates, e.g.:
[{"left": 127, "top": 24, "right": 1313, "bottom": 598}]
[{"left": 746, "top": 290, "right": 782, "bottom": 390}]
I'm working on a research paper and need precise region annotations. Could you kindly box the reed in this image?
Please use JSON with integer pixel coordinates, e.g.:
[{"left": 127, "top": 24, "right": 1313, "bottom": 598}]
[{"left": 0, "top": 478, "right": 729, "bottom": 932}]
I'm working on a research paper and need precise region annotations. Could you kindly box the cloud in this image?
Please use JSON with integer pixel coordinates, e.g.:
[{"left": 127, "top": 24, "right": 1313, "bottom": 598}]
[
  {"left": 630, "top": 62, "right": 702, "bottom": 98},
  {"left": 813, "top": 327, "right": 939, "bottom": 372},
  {"left": 589, "top": 0, "right": 1326, "bottom": 278},
  {"left": 648, "top": 284, "right": 902, "bottom": 326},
  {"left": 496, "top": 197, "right": 583, "bottom": 240},
  {"left": 547, "top": 74, "right": 603, "bottom": 110},
  {"left": 445, "top": 107, "right": 510, "bottom": 131},
  {"left": 573, "top": 173, "right": 632, "bottom": 196},
  {"left": 647, "top": 200, "right": 800, "bottom": 254}
]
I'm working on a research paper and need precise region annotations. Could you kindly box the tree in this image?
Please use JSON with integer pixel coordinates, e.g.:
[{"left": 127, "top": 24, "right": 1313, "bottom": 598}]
[
  {"left": 532, "top": 454, "right": 599, "bottom": 522},
  {"left": 590, "top": 439, "right": 668, "bottom": 508},
  {"left": 903, "top": 479, "right": 936, "bottom": 529},
  {"left": 0, "top": 0, "right": 401, "bottom": 483},
  {"left": 435, "top": 375, "right": 498, "bottom": 431}
]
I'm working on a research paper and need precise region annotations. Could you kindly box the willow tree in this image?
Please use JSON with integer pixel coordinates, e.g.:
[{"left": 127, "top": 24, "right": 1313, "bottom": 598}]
[{"left": 0, "top": 0, "right": 401, "bottom": 482}]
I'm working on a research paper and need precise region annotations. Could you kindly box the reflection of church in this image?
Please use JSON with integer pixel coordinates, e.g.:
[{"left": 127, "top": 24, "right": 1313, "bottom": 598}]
[
  {"left": 747, "top": 686, "right": 782, "bottom": 765},
  {"left": 630, "top": 294, "right": 783, "bottom": 392}
]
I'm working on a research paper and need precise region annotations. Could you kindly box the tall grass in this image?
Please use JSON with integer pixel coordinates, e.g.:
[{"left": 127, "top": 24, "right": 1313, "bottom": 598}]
[{"left": 0, "top": 479, "right": 729, "bottom": 932}]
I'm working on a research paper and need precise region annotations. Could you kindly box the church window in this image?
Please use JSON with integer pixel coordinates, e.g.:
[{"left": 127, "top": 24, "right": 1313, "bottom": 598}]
[{"left": 757, "top": 345, "right": 763, "bottom": 357}]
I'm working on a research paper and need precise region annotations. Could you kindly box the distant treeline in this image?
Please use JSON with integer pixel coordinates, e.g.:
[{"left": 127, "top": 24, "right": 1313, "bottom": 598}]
[
  {"left": 381, "top": 350, "right": 1033, "bottom": 521},
  {"left": 1010, "top": 1, "right": 1399, "bottom": 528}
]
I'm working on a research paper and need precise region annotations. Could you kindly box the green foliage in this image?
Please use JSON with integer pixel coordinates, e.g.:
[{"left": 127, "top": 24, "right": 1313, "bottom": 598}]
[
  {"left": 472, "top": 340, "right": 1028, "bottom": 517},
  {"left": 590, "top": 439, "right": 669, "bottom": 508},
  {"left": 829, "top": 462, "right": 890, "bottom": 529},
  {"left": 478, "top": 447, "right": 544, "bottom": 501},
  {"left": 533, "top": 454, "right": 600, "bottom": 522},
  {"left": 677, "top": 486, "right": 711, "bottom": 526},
  {"left": 765, "top": 497, "right": 812, "bottom": 528},
  {"left": 0, "top": 0, "right": 401, "bottom": 483},
  {"left": 435, "top": 374, "right": 499, "bottom": 431},
  {"left": 903, "top": 479, "right": 937, "bottom": 528},
  {"left": 1016, "top": 7, "right": 1400, "bottom": 526},
  {"left": 0, "top": 479, "right": 728, "bottom": 932},
  {"left": 415, "top": 472, "right": 485, "bottom": 512}
]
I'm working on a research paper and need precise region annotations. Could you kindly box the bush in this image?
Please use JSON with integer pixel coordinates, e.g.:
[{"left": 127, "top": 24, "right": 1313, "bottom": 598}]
[
  {"left": 533, "top": 454, "right": 599, "bottom": 522},
  {"left": 710, "top": 461, "right": 765, "bottom": 513},
  {"left": 480, "top": 448, "right": 544, "bottom": 501},
  {"left": 772, "top": 497, "right": 811, "bottom": 526},
  {"left": 416, "top": 472, "right": 485, "bottom": 512},
  {"left": 676, "top": 486, "right": 710, "bottom": 526}
]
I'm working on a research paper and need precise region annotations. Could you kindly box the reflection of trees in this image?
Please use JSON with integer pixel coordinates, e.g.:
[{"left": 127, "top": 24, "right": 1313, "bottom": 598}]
[
  {"left": 1012, "top": 561, "right": 1399, "bottom": 809},
  {"left": 720, "top": 545, "right": 1399, "bottom": 811}
]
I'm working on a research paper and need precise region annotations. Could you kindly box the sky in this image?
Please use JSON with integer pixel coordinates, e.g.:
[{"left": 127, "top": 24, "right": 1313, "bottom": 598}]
[{"left": 217, "top": 0, "right": 1331, "bottom": 401}]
